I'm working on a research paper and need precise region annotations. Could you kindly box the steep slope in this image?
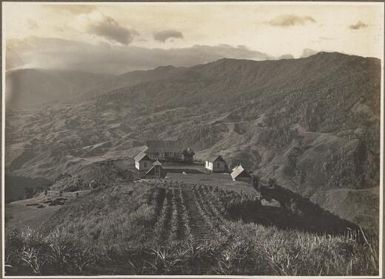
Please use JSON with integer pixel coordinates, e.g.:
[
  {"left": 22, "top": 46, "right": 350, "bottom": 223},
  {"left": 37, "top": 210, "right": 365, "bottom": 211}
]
[
  {"left": 5, "top": 52, "right": 381, "bottom": 229},
  {"left": 79, "top": 65, "right": 184, "bottom": 100},
  {"left": 6, "top": 65, "right": 186, "bottom": 109}
]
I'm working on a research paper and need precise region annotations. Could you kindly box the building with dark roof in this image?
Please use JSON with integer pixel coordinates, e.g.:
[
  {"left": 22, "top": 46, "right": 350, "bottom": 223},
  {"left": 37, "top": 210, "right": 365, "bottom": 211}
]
[
  {"left": 145, "top": 140, "right": 194, "bottom": 162},
  {"left": 205, "top": 155, "right": 228, "bottom": 173},
  {"left": 144, "top": 160, "right": 167, "bottom": 179},
  {"left": 182, "top": 147, "right": 195, "bottom": 163},
  {"left": 134, "top": 151, "right": 153, "bottom": 171},
  {"left": 231, "top": 164, "right": 251, "bottom": 182}
]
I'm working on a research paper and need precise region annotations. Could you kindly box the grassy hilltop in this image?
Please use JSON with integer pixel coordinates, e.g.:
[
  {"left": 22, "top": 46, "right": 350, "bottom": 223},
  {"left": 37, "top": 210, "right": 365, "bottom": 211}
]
[{"left": 5, "top": 180, "right": 378, "bottom": 276}]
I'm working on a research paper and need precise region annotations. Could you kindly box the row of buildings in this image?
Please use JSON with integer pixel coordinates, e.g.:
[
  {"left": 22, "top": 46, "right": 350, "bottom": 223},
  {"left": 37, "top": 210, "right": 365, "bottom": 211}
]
[
  {"left": 145, "top": 140, "right": 195, "bottom": 163},
  {"left": 134, "top": 141, "right": 251, "bottom": 182}
]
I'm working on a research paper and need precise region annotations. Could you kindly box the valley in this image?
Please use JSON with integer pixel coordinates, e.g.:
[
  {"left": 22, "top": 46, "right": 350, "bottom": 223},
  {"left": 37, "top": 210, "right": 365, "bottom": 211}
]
[
  {"left": 4, "top": 52, "right": 381, "bottom": 276},
  {"left": 5, "top": 52, "right": 381, "bottom": 229}
]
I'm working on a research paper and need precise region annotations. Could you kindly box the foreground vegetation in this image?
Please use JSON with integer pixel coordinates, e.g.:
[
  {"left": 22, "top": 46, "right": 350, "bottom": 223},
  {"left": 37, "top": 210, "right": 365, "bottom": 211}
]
[{"left": 5, "top": 181, "right": 379, "bottom": 276}]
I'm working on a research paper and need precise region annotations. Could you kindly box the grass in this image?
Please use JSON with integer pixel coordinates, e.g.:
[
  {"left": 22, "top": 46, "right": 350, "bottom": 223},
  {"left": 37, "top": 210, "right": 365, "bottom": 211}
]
[{"left": 5, "top": 180, "right": 379, "bottom": 276}]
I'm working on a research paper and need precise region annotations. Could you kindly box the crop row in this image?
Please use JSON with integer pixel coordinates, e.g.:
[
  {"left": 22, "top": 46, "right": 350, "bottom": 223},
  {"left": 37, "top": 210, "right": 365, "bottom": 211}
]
[
  {"left": 173, "top": 186, "right": 192, "bottom": 241},
  {"left": 151, "top": 184, "right": 193, "bottom": 244},
  {"left": 191, "top": 185, "right": 229, "bottom": 237},
  {"left": 153, "top": 188, "right": 173, "bottom": 243},
  {"left": 149, "top": 182, "right": 259, "bottom": 243}
]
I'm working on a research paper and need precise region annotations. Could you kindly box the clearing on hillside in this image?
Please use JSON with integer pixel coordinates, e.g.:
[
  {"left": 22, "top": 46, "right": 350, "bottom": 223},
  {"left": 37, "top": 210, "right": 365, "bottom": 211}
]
[{"left": 5, "top": 180, "right": 378, "bottom": 276}]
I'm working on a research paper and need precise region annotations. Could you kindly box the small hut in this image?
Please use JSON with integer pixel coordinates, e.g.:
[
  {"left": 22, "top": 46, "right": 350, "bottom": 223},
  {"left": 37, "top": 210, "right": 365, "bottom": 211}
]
[
  {"left": 205, "top": 155, "right": 228, "bottom": 173},
  {"left": 134, "top": 151, "right": 153, "bottom": 171},
  {"left": 144, "top": 160, "right": 167, "bottom": 178},
  {"left": 182, "top": 147, "right": 195, "bottom": 163},
  {"left": 231, "top": 164, "right": 251, "bottom": 182}
]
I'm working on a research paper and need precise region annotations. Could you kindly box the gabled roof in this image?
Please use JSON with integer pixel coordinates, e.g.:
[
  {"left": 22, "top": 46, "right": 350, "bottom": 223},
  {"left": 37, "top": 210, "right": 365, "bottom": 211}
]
[
  {"left": 134, "top": 151, "right": 152, "bottom": 162},
  {"left": 231, "top": 164, "right": 250, "bottom": 179},
  {"left": 206, "top": 155, "right": 226, "bottom": 163},
  {"left": 153, "top": 160, "right": 162, "bottom": 166},
  {"left": 144, "top": 163, "right": 167, "bottom": 177},
  {"left": 146, "top": 140, "right": 183, "bottom": 153}
]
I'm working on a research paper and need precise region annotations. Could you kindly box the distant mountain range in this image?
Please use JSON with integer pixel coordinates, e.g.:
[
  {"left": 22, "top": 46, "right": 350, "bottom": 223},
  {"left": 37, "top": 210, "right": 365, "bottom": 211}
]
[
  {"left": 5, "top": 52, "right": 381, "bottom": 230},
  {"left": 6, "top": 69, "right": 113, "bottom": 109},
  {"left": 6, "top": 65, "right": 189, "bottom": 109}
]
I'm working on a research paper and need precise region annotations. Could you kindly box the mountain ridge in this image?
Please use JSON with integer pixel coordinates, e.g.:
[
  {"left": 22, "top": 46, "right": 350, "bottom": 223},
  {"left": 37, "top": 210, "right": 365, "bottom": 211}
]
[{"left": 5, "top": 51, "right": 381, "bottom": 230}]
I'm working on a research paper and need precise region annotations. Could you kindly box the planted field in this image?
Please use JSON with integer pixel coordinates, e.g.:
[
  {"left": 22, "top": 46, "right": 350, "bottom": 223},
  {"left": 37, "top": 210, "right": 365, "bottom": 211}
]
[
  {"left": 5, "top": 180, "right": 379, "bottom": 276},
  {"left": 144, "top": 181, "right": 256, "bottom": 243}
]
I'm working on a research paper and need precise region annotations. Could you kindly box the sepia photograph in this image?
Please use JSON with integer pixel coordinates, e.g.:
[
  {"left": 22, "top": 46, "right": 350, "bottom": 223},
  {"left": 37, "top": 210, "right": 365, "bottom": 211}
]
[{"left": 2, "top": 1, "right": 384, "bottom": 277}]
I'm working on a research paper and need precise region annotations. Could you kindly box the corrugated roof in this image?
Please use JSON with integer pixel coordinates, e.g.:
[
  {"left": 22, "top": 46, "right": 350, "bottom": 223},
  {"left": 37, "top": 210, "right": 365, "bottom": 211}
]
[
  {"left": 146, "top": 140, "right": 183, "bottom": 153},
  {"left": 231, "top": 164, "right": 250, "bottom": 179},
  {"left": 134, "top": 151, "right": 151, "bottom": 162}
]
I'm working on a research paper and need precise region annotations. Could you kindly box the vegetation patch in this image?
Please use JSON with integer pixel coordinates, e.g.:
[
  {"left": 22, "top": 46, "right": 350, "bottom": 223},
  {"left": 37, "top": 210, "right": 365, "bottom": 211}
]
[{"left": 5, "top": 180, "right": 379, "bottom": 276}]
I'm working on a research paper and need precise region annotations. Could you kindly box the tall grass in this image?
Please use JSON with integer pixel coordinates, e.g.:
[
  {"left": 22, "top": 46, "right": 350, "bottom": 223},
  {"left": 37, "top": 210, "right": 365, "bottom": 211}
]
[
  {"left": 5, "top": 182, "right": 379, "bottom": 276},
  {"left": 6, "top": 224, "right": 378, "bottom": 276}
]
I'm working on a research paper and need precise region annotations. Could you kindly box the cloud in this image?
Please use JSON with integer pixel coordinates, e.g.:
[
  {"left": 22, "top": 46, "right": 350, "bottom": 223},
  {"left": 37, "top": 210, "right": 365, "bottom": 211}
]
[
  {"left": 87, "top": 16, "right": 138, "bottom": 45},
  {"left": 6, "top": 37, "right": 273, "bottom": 74},
  {"left": 45, "top": 5, "right": 97, "bottom": 15},
  {"left": 153, "top": 30, "right": 184, "bottom": 42},
  {"left": 268, "top": 15, "right": 316, "bottom": 27},
  {"left": 54, "top": 26, "right": 65, "bottom": 33},
  {"left": 319, "top": 36, "right": 335, "bottom": 41},
  {"left": 349, "top": 21, "right": 368, "bottom": 30},
  {"left": 27, "top": 19, "right": 39, "bottom": 30}
]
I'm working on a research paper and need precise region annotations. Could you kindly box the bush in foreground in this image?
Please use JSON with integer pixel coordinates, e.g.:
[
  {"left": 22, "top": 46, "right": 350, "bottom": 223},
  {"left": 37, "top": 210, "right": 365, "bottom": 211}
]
[{"left": 5, "top": 224, "right": 378, "bottom": 276}]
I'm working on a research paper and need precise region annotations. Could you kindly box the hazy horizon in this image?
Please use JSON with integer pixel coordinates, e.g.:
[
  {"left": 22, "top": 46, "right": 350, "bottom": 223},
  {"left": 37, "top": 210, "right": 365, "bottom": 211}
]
[
  {"left": 5, "top": 49, "right": 381, "bottom": 76},
  {"left": 3, "top": 2, "right": 384, "bottom": 74}
]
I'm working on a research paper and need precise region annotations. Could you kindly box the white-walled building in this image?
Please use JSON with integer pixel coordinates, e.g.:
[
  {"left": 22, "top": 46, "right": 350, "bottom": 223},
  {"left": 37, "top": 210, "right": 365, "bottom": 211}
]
[
  {"left": 231, "top": 164, "right": 251, "bottom": 182},
  {"left": 205, "top": 155, "right": 228, "bottom": 173},
  {"left": 134, "top": 151, "right": 153, "bottom": 171}
]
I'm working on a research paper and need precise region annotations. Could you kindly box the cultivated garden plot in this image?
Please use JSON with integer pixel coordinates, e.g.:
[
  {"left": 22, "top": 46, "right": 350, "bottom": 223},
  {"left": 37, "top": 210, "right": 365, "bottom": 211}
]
[{"left": 5, "top": 180, "right": 379, "bottom": 276}]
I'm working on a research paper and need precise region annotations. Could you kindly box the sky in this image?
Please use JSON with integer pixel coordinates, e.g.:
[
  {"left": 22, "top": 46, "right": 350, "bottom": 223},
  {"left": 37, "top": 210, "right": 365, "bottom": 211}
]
[{"left": 3, "top": 2, "right": 384, "bottom": 74}]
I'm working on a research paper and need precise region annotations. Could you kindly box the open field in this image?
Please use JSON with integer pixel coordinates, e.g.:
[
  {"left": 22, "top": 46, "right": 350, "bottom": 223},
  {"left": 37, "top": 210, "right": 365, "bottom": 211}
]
[
  {"left": 161, "top": 162, "right": 208, "bottom": 173},
  {"left": 164, "top": 172, "right": 256, "bottom": 194},
  {"left": 5, "top": 190, "right": 90, "bottom": 232},
  {"left": 5, "top": 179, "right": 379, "bottom": 276}
]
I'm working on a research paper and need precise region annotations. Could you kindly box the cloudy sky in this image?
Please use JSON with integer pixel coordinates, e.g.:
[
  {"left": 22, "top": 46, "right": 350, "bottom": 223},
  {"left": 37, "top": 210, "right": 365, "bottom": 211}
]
[{"left": 3, "top": 2, "right": 384, "bottom": 74}]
